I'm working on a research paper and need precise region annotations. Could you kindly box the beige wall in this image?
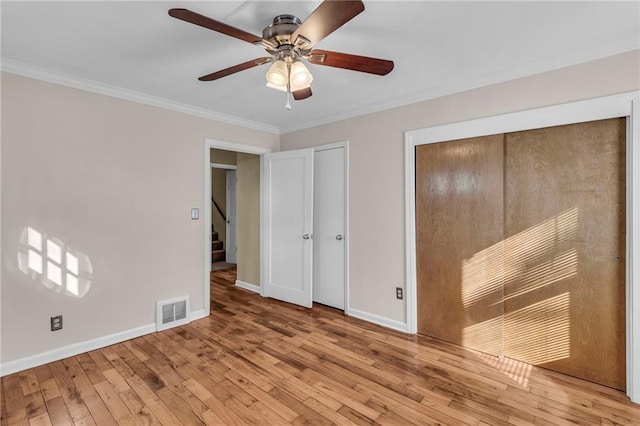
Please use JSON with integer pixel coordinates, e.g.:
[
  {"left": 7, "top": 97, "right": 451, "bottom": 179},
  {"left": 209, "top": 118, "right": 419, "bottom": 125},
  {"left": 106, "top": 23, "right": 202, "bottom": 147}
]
[
  {"left": 210, "top": 167, "right": 227, "bottom": 246},
  {"left": 280, "top": 49, "right": 640, "bottom": 324},
  {"left": 0, "top": 72, "right": 278, "bottom": 364},
  {"left": 236, "top": 153, "right": 261, "bottom": 285},
  {"left": 2, "top": 49, "right": 638, "bottom": 366}
]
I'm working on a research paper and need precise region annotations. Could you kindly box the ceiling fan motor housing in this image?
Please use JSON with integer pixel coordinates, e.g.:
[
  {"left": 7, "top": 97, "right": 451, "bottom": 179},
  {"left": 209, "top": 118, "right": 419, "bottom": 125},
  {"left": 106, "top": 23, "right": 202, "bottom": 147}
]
[{"left": 262, "top": 15, "right": 302, "bottom": 48}]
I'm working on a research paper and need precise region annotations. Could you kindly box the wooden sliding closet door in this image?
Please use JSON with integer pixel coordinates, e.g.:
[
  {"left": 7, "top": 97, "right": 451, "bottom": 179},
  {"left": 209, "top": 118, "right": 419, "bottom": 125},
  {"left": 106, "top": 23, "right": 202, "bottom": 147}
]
[
  {"left": 416, "top": 135, "right": 504, "bottom": 355},
  {"left": 504, "top": 118, "right": 626, "bottom": 390}
]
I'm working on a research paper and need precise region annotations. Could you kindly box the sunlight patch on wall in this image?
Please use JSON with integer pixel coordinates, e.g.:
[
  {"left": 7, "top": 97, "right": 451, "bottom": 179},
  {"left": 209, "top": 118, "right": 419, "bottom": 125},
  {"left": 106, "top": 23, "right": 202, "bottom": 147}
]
[
  {"left": 462, "top": 316, "right": 503, "bottom": 355},
  {"left": 459, "top": 206, "right": 578, "bottom": 379},
  {"left": 461, "top": 208, "right": 578, "bottom": 307},
  {"left": 17, "top": 227, "right": 93, "bottom": 298},
  {"left": 462, "top": 241, "right": 504, "bottom": 308},
  {"left": 503, "top": 292, "right": 571, "bottom": 365},
  {"left": 503, "top": 249, "right": 578, "bottom": 302},
  {"left": 503, "top": 207, "right": 579, "bottom": 283}
]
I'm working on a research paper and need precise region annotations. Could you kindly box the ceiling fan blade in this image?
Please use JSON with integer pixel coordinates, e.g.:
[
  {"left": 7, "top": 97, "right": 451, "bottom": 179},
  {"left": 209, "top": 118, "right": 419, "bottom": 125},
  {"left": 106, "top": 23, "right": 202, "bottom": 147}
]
[
  {"left": 291, "top": 0, "right": 364, "bottom": 48},
  {"left": 307, "top": 50, "right": 394, "bottom": 75},
  {"left": 198, "top": 57, "right": 272, "bottom": 82},
  {"left": 169, "top": 8, "right": 262, "bottom": 45},
  {"left": 292, "top": 87, "right": 313, "bottom": 101}
]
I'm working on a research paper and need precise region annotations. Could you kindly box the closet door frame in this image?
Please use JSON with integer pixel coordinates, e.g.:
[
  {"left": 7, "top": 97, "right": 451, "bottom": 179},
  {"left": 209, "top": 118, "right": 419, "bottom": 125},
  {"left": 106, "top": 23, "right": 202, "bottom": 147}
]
[{"left": 404, "top": 91, "right": 640, "bottom": 403}]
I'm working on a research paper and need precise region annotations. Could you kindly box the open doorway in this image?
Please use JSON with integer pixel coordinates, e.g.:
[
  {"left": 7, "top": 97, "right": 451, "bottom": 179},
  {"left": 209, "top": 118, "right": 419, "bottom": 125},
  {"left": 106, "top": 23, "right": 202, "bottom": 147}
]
[
  {"left": 210, "top": 150, "right": 237, "bottom": 272},
  {"left": 203, "top": 139, "right": 270, "bottom": 315}
]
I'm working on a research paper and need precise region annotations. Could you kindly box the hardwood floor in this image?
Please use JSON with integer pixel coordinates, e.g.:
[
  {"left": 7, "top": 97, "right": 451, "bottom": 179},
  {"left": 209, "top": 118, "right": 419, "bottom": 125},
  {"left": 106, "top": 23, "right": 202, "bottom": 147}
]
[{"left": 2, "top": 267, "right": 639, "bottom": 425}]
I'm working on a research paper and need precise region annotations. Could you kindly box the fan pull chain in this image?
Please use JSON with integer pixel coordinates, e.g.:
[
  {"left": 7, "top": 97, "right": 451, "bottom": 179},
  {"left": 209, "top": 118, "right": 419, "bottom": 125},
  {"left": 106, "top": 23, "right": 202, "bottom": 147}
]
[{"left": 285, "top": 62, "right": 292, "bottom": 111}]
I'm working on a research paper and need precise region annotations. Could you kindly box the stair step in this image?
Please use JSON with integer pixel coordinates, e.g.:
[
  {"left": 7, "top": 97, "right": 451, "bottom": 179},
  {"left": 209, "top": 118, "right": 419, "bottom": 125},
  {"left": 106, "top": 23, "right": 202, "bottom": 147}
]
[
  {"left": 211, "top": 249, "right": 226, "bottom": 262},
  {"left": 211, "top": 240, "right": 223, "bottom": 250},
  {"left": 212, "top": 231, "right": 219, "bottom": 241}
]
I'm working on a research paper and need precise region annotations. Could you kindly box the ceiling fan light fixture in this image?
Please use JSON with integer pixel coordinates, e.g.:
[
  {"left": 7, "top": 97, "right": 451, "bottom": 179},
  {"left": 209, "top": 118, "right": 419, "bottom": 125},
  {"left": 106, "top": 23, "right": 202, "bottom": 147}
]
[
  {"left": 266, "top": 81, "right": 288, "bottom": 92},
  {"left": 265, "top": 60, "right": 288, "bottom": 86},
  {"left": 290, "top": 61, "right": 313, "bottom": 90}
]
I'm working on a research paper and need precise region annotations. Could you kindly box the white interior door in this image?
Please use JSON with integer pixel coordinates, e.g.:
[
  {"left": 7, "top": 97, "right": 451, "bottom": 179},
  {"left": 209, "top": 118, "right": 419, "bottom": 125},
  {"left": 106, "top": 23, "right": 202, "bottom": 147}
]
[
  {"left": 313, "top": 147, "right": 346, "bottom": 309},
  {"left": 264, "top": 148, "right": 314, "bottom": 307},
  {"left": 226, "top": 170, "right": 237, "bottom": 264}
]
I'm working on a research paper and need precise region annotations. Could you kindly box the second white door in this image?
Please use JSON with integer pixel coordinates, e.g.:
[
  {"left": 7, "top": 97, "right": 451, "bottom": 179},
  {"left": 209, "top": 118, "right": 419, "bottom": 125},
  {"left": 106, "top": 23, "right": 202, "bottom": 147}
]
[{"left": 313, "top": 146, "right": 345, "bottom": 310}]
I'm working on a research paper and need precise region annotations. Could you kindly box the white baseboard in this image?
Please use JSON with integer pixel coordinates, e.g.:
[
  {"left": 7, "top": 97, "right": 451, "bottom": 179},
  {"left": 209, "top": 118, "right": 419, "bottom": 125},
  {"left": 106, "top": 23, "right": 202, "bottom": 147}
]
[
  {"left": 0, "top": 306, "right": 402, "bottom": 377},
  {"left": 190, "top": 309, "right": 207, "bottom": 321},
  {"left": 0, "top": 323, "right": 156, "bottom": 377},
  {"left": 348, "top": 308, "right": 409, "bottom": 333},
  {"left": 235, "top": 280, "right": 260, "bottom": 293}
]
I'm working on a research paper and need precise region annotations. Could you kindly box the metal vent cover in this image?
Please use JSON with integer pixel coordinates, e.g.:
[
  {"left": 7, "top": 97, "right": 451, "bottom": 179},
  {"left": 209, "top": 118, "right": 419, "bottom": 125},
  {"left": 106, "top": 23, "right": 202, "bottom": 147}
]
[{"left": 156, "top": 296, "right": 190, "bottom": 331}]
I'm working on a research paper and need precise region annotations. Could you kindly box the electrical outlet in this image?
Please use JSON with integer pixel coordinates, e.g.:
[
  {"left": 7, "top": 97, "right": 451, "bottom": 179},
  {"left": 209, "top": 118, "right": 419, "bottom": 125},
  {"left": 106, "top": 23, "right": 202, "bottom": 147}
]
[
  {"left": 51, "top": 315, "right": 63, "bottom": 331},
  {"left": 396, "top": 287, "right": 403, "bottom": 300}
]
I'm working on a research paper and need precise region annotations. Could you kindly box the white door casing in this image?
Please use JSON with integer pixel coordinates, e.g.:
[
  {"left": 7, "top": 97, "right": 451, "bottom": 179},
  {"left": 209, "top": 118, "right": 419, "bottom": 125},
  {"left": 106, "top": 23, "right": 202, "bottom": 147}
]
[
  {"left": 263, "top": 148, "right": 314, "bottom": 307},
  {"left": 313, "top": 147, "right": 346, "bottom": 309},
  {"left": 226, "top": 170, "right": 237, "bottom": 264}
]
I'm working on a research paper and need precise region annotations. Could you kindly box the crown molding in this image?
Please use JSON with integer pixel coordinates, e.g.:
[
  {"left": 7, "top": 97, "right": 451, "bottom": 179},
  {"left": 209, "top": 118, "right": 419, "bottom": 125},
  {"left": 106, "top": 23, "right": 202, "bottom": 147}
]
[
  {"left": 0, "top": 58, "right": 280, "bottom": 135},
  {"left": 4, "top": 46, "right": 638, "bottom": 136}
]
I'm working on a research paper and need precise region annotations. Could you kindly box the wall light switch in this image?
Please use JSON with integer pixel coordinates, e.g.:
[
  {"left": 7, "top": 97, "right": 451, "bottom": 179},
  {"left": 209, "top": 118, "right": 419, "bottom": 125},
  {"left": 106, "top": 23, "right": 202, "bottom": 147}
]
[{"left": 191, "top": 208, "right": 199, "bottom": 220}]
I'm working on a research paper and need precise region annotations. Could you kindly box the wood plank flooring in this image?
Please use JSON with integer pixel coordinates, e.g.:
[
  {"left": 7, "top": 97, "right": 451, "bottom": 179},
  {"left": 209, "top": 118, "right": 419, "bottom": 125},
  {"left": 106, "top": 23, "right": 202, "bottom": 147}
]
[{"left": 2, "top": 267, "right": 639, "bottom": 425}]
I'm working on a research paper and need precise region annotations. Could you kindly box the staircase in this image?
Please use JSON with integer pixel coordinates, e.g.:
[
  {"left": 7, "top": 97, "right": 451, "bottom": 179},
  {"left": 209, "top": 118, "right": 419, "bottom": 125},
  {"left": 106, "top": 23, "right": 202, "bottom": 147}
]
[{"left": 211, "top": 224, "right": 226, "bottom": 263}]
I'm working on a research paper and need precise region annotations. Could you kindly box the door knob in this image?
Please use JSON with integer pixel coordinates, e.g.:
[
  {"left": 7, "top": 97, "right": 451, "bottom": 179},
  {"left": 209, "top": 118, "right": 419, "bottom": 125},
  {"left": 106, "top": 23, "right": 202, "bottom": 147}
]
[
  {"left": 303, "top": 234, "right": 311, "bottom": 240},
  {"left": 336, "top": 234, "right": 344, "bottom": 240}
]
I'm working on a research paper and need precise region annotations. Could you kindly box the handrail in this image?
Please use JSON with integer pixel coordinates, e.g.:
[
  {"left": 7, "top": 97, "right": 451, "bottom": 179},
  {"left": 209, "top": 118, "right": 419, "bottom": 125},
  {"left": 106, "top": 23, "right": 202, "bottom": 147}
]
[{"left": 211, "top": 198, "right": 227, "bottom": 222}]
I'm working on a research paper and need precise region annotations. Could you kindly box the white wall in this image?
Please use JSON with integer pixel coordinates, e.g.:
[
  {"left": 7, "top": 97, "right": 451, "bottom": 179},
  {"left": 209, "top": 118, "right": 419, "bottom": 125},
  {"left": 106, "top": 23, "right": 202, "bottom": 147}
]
[
  {"left": 0, "top": 72, "right": 278, "bottom": 367},
  {"left": 280, "top": 49, "right": 640, "bottom": 326}
]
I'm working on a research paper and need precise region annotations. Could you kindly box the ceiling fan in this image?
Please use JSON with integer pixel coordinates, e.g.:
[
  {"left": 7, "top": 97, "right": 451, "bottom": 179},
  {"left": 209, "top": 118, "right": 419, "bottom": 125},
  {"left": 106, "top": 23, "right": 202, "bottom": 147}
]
[{"left": 168, "top": 0, "right": 394, "bottom": 109}]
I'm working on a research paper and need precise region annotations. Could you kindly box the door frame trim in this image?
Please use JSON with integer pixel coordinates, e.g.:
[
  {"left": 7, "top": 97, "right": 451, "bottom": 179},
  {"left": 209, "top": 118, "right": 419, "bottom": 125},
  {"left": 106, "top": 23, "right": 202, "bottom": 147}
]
[
  {"left": 404, "top": 91, "right": 640, "bottom": 403},
  {"left": 204, "top": 139, "right": 270, "bottom": 316},
  {"left": 313, "top": 141, "right": 350, "bottom": 314},
  {"left": 211, "top": 162, "right": 237, "bottom": 170}
]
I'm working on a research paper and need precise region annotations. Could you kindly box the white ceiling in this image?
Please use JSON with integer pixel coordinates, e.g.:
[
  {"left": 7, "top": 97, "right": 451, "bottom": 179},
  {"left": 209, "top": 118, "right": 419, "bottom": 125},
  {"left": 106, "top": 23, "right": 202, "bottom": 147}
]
[{"left": 2, "top": 1, "right": 639, "bottom": 133}]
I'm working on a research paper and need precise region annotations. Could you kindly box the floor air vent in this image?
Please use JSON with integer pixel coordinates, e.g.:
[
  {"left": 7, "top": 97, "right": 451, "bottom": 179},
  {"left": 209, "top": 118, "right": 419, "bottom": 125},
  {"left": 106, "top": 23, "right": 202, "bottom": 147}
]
[{"left": 156, "top": 296, "right": 190, "bottom": 331}]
